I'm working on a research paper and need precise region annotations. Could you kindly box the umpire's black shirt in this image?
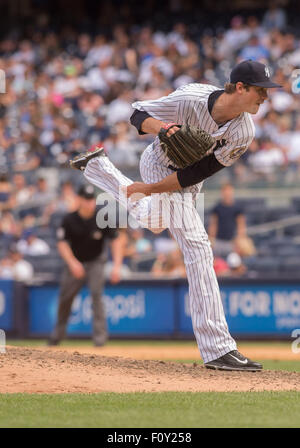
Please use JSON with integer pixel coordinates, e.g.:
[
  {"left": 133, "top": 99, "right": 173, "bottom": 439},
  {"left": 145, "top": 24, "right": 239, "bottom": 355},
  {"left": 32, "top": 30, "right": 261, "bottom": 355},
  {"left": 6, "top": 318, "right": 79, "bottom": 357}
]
[{"left": 57, "top": 208, "right": 118, "bottom": 262}]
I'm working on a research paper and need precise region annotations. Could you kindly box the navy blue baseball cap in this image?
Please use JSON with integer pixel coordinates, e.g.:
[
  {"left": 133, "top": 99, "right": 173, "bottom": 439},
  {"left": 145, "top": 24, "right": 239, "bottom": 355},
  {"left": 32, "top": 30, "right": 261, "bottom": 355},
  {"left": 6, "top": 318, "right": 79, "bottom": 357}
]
[
  {"left": 77, "top": 184, "right": 95, "bottom": 199},
  {"left": 230, "top": 60, "right": 282, "bottom": 88}
]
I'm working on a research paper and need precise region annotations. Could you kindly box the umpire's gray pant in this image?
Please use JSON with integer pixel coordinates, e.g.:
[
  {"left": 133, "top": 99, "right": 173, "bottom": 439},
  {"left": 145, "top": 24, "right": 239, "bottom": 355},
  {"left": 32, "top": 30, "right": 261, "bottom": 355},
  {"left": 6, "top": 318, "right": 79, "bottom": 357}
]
[{"left": 51, "top": 255, "right": 107, "bottom": 345}]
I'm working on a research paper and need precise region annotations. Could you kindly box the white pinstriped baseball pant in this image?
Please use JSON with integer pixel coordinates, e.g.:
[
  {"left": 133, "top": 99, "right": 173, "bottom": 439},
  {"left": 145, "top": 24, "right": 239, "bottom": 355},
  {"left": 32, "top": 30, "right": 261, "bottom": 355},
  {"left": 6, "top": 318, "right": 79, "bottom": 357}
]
[{"left": 84, "top": 142, "right": 237, "bottom": 363}]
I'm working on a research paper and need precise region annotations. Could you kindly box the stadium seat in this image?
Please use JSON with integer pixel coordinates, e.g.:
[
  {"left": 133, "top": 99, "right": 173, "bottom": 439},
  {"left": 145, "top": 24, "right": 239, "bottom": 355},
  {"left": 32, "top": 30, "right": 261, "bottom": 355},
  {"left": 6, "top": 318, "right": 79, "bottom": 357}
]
[
  {"left": 265, "top": 206, "right": 296, "bottom": 222},
  {"left": 292, "top": 197, "right": 300, "bottom": 212},
  {"left": 244, "top": 256, "right": 281, "bottom": 274}
]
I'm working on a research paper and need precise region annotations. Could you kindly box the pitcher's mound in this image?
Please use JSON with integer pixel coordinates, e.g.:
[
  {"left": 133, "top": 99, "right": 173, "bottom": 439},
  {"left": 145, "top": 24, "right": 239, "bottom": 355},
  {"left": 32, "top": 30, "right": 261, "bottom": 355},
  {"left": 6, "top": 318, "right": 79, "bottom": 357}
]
[{"left": 0, "top": 346, "right": 299, "bottom": 394}]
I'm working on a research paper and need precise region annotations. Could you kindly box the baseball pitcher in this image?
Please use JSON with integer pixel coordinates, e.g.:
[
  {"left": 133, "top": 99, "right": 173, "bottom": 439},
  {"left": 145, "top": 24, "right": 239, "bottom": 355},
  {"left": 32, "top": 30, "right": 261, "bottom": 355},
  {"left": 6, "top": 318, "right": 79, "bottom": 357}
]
[{"left": 70, "top": 60, "right": 281, "bottom": 371}]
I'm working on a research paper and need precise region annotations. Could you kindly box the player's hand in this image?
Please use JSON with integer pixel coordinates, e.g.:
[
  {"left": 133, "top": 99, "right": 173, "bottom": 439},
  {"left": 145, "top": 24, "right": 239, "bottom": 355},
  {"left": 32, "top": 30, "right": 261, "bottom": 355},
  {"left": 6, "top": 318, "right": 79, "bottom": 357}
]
[
  {"left": 122, "top": 183, "right": 152, "bottom": 200},
  {"left": 69, "top": 260, "right": 85, "bottom": 279},
  {"left": 162, "top": 122, "right": 180, "bottom": 137},
  {"left": 166, "top": 126, "right": 180, "bottom": 137},
  {"left": 110, "top": 265, "right": 121, "bottom": 284}
]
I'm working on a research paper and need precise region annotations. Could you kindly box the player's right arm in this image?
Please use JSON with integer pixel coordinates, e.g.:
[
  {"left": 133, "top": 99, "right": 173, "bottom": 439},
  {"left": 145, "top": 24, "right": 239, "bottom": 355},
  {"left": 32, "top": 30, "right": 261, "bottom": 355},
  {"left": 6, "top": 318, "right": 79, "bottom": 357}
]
[
  {"left": 125, "top": 154, "right": 225, "bottom": 197},
  {"left": 125, "top": 172, "right": 181, "bottom": 197},
  {"left": 130, "top": 87, "right": 193, "bottom": 136},
  {"left": 130, "top": 111, "right": 180, "bottom": 136},
  {"left": 141, "top": 117, "right": 180, "bottom": 136}
]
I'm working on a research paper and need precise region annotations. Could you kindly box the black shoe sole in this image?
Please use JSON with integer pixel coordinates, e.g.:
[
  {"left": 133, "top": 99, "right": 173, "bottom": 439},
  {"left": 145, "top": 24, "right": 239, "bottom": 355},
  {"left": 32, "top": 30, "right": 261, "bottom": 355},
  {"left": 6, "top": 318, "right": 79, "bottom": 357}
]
[
  {"left": 205, "top": 363, "right": 263, "bottom": 372},
  {"left": 70, "top": 146, "right": 104, "bottom": 170}
]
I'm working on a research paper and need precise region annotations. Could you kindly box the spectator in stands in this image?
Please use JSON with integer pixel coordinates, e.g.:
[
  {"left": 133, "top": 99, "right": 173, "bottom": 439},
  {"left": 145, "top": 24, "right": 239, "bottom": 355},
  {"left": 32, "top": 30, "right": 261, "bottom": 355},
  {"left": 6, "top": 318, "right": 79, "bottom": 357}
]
[
  {"left": 208, "top": 183, "right": 248, "bottom": 257},
  {"left": 153, "top": 234, "right": 178, "bottom": 255},
  {"left": 104, "top": 121, "right": 141, "bottom": 168},
  {"left": 125, "top": 228, "right": 153, "bottom": 259},
  {"left": 86, "top": 114, "right": 110, "bottom": 146},
  {"left": 286, "top": 116, "right": 300, "bottom": 173},
  {"left": 213, "top": 251, "right": 247, "bottom": 278},
  {"left": 213, "top": 256, "right": 230, "bottom": 277},
  {"left": 238, "top": 34, "right": 270, "bottom": 62},
  {"left": 260, "top": 109, "right": 281, "bottom": 140},
  {"left": 11, "top": 247, "right": 34, "bottom": 283},
  {"left": 262, "top": 2, "right": 287, "bottom": 31},
  {"left": 44, "top": 181, "right": 79, "bottom": 223},
  {"left": 226, "top": 252, "right": 247, "bottom": 277},
  {"left": 58, "top": 181, "right": 80, "bottom": 213},
  {"left": 270, "top": 81, "right": 295, "bottom": 113},
  {"left": 26, "top": 177, "right": 55, "bottom": 221},
  {"left": 220, "top": 16, "right": 251, "bottom": 58},
  {"left": 11, "top": 173, "right": 34, "bottom": 208},
  {"left": 13, "top": 130, "right": 44, "bottom": 172},
  {"left": 123, "top": 227, "right": 153, "bottom": 271},
  {"left": 0, "top": 210, "right": 20, "bottom": 250},
  {"left": 233, "top": 234, "right": 257, "bottom": 258},
  {"left": 151, "top": 247, "right": 186, "bottom": 278},
  {"left": 0, "top": 245, "right": 34, "bottom": 283},
  {"left": 31, "top": 177, "right": 54, "bottom": 206},
  {"left": 0, "top": 255, "right": 13, "bottom": 279},
  {"left": 16, "top": 229, "right": 50, "bottom": 256},
  {"left": 0, "top": 174, "right": 14, "bottom": 211},
  {"left": 20, "top": 213, "right": 37, "bottom": 233},
  {"left": 248, "top": 137, "right": 286, "bottom": 181}
]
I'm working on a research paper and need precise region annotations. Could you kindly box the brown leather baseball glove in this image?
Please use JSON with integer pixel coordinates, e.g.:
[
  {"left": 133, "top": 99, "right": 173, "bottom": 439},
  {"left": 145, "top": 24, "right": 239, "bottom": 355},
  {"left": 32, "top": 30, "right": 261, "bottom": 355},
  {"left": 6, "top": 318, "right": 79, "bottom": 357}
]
[{"left": 158, "top": 124, "right": 216, "bottom": 169}]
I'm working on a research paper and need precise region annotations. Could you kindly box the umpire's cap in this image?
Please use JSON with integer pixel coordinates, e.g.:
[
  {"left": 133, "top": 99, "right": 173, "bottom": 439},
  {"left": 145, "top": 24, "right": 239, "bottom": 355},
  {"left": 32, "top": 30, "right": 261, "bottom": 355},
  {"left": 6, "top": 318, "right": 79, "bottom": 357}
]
[
  {"left": 77, "top": 184, "right": 95, "bottom": 199},
  {"left": 230, "top": 60, "right": 282, "bottom": 88}
]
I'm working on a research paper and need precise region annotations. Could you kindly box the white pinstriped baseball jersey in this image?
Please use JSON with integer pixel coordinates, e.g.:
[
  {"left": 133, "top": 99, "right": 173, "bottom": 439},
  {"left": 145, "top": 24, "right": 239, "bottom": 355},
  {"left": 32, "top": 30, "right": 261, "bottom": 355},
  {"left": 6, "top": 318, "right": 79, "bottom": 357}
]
[{"left": 132, "top": 82, "right": 255, "bottom": 167}]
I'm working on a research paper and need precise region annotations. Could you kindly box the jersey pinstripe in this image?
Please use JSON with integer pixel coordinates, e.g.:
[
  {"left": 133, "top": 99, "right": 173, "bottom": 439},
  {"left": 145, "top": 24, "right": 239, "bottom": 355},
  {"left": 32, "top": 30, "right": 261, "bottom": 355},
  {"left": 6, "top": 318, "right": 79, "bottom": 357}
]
[{"left": 132, "top": 83, "right": 255, "bottom": 167}]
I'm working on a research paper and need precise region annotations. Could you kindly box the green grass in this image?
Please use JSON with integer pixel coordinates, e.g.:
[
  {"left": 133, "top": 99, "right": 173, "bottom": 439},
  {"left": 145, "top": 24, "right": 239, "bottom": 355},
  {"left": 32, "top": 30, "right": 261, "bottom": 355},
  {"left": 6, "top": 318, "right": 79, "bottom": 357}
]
[
  {"left": 245, "top": 359, "right": 300, "bottom": 371},
  {"left": 0, "top": 392, "right": 299, "bottom": 428},
  {"left": 7, "top": 338, "right": 199, "bottom": 347},
  {"left": 172, "top": 359, "right": 300, "bottom": 371},
  {"left": 2, "top": 340, "right": 300, "bottom": 428},
  {"left": 6, "top": 339, "right": 293, "bottom": 348}
]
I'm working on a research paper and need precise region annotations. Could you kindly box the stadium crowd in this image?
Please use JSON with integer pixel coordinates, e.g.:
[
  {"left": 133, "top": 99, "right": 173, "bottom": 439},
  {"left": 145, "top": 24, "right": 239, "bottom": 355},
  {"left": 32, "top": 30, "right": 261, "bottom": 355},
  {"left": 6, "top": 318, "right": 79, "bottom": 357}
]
[{"left": 1, "top": 2, "right": 300, "bottom": 281}]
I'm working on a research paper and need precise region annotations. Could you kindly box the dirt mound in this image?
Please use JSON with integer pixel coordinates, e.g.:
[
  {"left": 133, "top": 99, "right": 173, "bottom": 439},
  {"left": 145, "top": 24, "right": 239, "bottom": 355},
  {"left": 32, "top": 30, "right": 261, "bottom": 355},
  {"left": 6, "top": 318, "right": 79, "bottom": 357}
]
[
  {"left": 0, "top": 346, "right": 300, "bottom": 394},
  {"left": 31, "top": 344, "right": 299, "bottom": 361}
]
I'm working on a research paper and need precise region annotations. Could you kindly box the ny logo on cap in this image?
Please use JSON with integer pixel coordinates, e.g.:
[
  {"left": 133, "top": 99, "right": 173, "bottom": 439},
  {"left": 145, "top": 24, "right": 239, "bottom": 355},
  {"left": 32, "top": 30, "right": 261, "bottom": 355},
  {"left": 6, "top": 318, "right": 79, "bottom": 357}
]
[
  {"left": 86, "top": 185, "right": 94, "bottom": 194},
  {"left": 265, "top": 66, "right": 270, "bottom": 78}
]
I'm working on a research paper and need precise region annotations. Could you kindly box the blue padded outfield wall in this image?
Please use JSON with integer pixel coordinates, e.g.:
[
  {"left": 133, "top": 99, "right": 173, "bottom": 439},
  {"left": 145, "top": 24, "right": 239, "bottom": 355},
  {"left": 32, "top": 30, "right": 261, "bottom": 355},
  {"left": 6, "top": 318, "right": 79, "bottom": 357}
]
[
  {"left": 29, "top": 283, "right": 176, "bottom": 336},
  {"left": 1, "top": 279, "right": 300, "bottom": 338},
  {"left": 178, "top": 283, "right": 300, "bottom": 337}
]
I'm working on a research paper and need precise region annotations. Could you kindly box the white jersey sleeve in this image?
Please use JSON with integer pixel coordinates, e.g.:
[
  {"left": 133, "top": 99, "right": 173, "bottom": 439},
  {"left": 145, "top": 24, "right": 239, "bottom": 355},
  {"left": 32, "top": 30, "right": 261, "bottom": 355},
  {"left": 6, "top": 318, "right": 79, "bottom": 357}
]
[
  {"left": 132, "top": 91, "right": 179, "bottom": 123},
  {"left": 132, "top": 83, "right": 217, "bottom": 125}
]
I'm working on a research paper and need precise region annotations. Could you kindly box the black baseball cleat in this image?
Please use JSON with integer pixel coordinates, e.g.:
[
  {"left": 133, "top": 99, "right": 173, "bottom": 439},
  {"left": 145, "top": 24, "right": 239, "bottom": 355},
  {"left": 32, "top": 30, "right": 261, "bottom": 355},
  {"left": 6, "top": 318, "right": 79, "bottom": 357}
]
[
  {"left": 70, "top": 145, "right": 105, "bottom": 171},
  {"left": 204, "top": 350, "right": 263, "bottom": 372}
]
